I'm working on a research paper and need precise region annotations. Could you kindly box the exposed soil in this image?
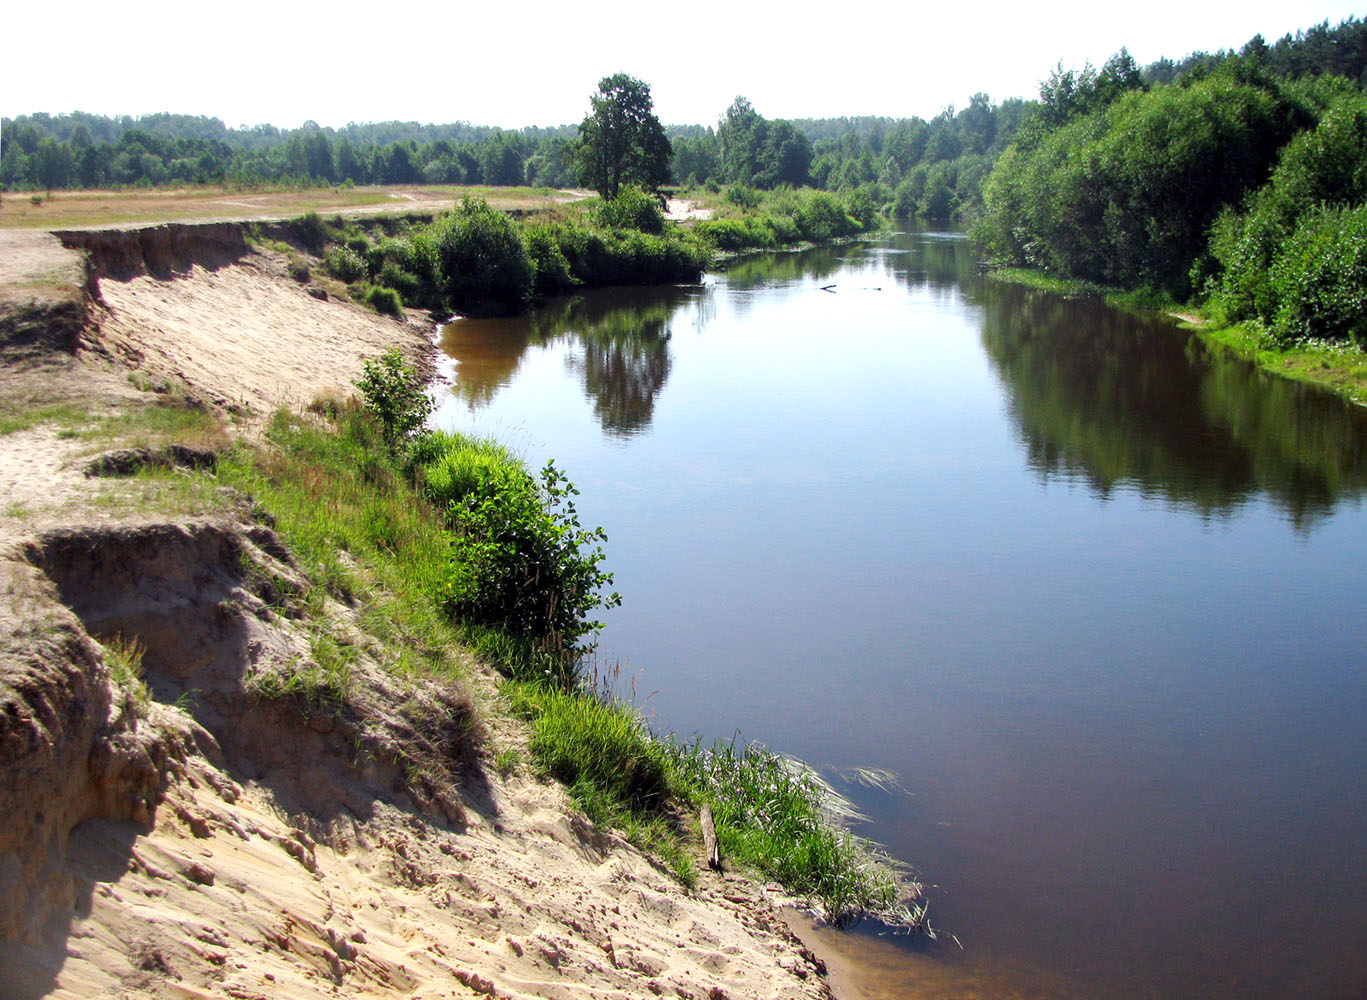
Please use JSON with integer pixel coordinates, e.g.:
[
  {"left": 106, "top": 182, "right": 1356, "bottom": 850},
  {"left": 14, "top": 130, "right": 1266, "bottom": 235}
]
[{"left": 0, "top": 221, "right": 835, "bottom": 1000}]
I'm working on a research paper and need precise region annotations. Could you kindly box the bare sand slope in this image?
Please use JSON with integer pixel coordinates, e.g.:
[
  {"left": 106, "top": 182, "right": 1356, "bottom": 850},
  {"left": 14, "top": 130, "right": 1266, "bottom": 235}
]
[{"left": 95, "top": 251, "right": 432, "bottom": 421}]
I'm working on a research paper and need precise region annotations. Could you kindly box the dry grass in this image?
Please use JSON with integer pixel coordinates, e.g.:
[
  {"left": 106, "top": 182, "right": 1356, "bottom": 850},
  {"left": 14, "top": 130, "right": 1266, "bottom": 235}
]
[{"left": 0, "top": 184, "right": 589, "bottom": 230}]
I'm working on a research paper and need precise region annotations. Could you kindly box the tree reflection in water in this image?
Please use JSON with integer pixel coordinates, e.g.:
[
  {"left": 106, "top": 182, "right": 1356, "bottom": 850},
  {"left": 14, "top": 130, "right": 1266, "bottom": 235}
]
[{"left": 441, "top": 283, "right": 710, "bottom": 438}]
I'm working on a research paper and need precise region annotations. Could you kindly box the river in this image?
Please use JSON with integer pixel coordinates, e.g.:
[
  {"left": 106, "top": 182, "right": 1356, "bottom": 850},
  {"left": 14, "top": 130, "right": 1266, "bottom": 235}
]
[{"left": 432, "top": 230, "right": 1367, "bottom": 999}]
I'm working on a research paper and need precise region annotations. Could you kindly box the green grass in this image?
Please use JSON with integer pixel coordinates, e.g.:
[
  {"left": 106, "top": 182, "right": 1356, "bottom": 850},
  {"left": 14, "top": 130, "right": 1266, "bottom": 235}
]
[
  {"left": 214, "top": 406, "right": 471, "bottom": 688},
  {"left": 504, "top": 679, "right": 918, "bottom": 925},
  {"left": 99, "top": 634, "right": 151, "bottom": 716},
  {"left": 1195, "top": 321, "right": 1367, "bottom": 406},
  {"left": 0, "top": 403, "right": 90, "bottom": 436}
]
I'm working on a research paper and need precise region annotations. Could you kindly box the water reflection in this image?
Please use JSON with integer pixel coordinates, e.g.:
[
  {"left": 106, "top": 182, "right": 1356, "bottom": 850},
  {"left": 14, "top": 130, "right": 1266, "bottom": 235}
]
[
  {"left": 972, "top": 282, "right": 1367, "bottom": 526},
  {"left": 441, "top": 284, "right": 705, "bottom": 437},
  {"left": 442, "top": 234, "right": 1367, "bottom": 524}
]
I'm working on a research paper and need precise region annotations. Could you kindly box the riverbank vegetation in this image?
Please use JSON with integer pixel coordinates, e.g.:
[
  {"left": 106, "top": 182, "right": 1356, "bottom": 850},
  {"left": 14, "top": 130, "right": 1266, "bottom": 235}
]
[
  {"left": 206, "top": 349, "right": 919, "bottom": 926},
  {"left": 968, "top": 16, "right": 1367, "bottom": 399},
  {"left": 273, "top": 190, "right": 709, "bottom": 318},
  {"left": 274, "top": 181, "right": 885, "bottom": 319}
]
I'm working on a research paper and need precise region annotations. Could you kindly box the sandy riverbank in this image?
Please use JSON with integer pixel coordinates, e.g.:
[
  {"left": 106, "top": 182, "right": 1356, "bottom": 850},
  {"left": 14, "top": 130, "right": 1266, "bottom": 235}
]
[{"left": 0, "top": 222, "right": 840, "bottom": 1000}]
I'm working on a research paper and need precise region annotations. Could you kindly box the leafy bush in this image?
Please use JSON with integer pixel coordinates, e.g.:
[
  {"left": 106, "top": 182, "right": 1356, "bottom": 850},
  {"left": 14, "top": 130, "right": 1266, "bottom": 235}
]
[
  {"left": 1205, "top": 92, "right": 1367, "bottom": 321},
  {"left": 1268, "top": 202, "right": 1367, "bottom": 344},
  {"left": 524, "top": 223, "right": 577, "bottom": 295},
  {"left": 724, "top": 183, "right": 760, "bottom": 208},
  {"left": 377, "top": 261, "right": 421, "bottom": 303},
  {"left": 323, "top": 245, "right": 367, "bottom": 283},
  {"left": 592, "top": 184, "right": 666, "bottom": 234},
  {"left": 976, "top": 70, "right": 1308, "bottom": 293},
  {"left": 418, "top": 435, "right": 619, "bottom": 659},
  {"left": 353, "top": 348, "right": 432, "bottom": 448},
  {"left": 554, "top": 225, "right": 707, "bottom": 286},
  {"left": 433, "top": 197, "right": 536, "bottom": 315},
  {"left": 294, "top": 211, "right": 328, "bottom": 254}
]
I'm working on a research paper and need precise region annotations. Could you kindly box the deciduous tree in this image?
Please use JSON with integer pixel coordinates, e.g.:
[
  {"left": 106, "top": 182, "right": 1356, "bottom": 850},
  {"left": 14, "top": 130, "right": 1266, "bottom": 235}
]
[{"left": 575, "top": 74, "right": 671, "bottom": 199}]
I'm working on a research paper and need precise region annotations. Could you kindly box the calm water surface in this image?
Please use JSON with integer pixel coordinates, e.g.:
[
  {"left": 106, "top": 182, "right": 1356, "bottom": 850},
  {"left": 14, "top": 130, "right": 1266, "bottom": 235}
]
[{"left": 434, "top": 232, "right": 1367, "bottom": 1000}]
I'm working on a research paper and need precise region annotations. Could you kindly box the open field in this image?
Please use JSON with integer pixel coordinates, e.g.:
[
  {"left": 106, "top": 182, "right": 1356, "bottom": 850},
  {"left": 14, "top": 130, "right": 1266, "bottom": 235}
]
[{"left": 0, "top": 184, "right": 591, "bottom": 230}]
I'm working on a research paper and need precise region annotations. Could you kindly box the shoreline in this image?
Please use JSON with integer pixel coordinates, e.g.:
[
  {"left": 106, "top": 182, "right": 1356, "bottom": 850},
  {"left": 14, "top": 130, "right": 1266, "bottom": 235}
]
[
  {"left": 0, "top": 212, "right": 889, "bottom": 999},
  {"left": 983, "top": 266, "right": 1367, "bottom": 406}
]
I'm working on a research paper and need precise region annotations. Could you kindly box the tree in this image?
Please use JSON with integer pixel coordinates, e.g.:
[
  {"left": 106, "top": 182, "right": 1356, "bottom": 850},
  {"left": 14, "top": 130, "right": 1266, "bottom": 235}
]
[{"left": 574, "top": 73, "right": 671, "bottom": 199}]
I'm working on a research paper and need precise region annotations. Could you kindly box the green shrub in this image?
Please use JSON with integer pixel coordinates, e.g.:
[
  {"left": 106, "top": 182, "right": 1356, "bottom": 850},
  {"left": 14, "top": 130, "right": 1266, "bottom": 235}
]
[
  {"left": 294, "top": 211, "right": 328, "bottom": 254},
  {"left": 554, "top": 225, "right": 706, "bottom": 286},
  {"left": 593, "top": 184, "right": 666, "bottom": 234},
  {"left": 724, "top": 183, "right": 760, "bottom": 208},
  {"left": 323, "top": 245, "right": 367, "bottom": 283},
  {"left": 524, "top": 223, "right": 577, "bottom": 295},
  {"left": 353, "top": 348, "right": 432, "bottom": 448},
  {"left": 363, "top": 284, "right": 404, "bottom": 317},
  {"left": 377, "top": 261, "right": 421, "bottom": 303},
  {"left": 418, "top": 437, "right": 619, "bottom": 659},
  {"left": 1268, "top": 202, "right": 1367, "bottom": 344},
  {"left": 433, "top": 197, "right": 536, "bottom": 315}
]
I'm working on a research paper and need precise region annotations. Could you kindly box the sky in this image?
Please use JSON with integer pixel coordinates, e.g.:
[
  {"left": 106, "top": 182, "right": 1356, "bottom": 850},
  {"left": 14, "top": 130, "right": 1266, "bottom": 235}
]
[{"left": 5, "top": 1, "right": 1363, "bottom": 131}]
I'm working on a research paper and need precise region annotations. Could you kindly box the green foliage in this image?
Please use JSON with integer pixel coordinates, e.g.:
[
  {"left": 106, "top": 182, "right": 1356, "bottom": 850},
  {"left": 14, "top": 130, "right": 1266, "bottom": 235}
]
[
  {"left": 592, "top": 184, "right": 666, "bottom": 234},
  {"left": 523, "top": 223, "right": 577, "bottom": 296},
  {"left": 376, "top": 261, "right": 421, "bottom": 304},
  {"left": 363, "top": 284, "right": 404, "bottom": 317},
  {"left": 417, "top": 434, "right": 620, "bottom": 663},
  {"left": 433, "top": 197, "right": 536, "bottom": 315},
  {"left": 976, "top": 69, "right": 1308, "bottom": 295},
  {"left": 724, "top": 183, "right": 760, "bottom": 208},
  {"left": 575, "top": 73, "right": 672, "bottom": 199},
  {"left": 1205, "top": 91, "right": 1367, "bottom": 329},
  {"left": 293, "top": 212, "right": 329, "bottom": 254},
  {"left": 215, "top": 406, "right": 474, "bottom": 686},
  {"left": 323, "top": 245, "right": 367, "bottom": 282},
  {"left": 353, "top": 348, "right": 432, "bottom": 448},
  {"left": 553, "top": 225, "right": 708, "bottom": 286},
  {"left": 1268, "top": 202, "right": 1367, "bottom": 344}
]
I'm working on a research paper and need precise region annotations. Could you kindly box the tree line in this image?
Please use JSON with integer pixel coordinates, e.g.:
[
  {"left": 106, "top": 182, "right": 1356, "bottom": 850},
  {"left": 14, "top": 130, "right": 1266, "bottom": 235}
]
[{"left": 4, "top": 14, "right": 1364, "bottom": 258}]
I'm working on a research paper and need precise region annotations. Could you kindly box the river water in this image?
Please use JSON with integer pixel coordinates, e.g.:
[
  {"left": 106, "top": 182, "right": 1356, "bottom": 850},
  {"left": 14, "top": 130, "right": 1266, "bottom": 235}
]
[{"left": 432, "top": 231, "right": 1367, "bottom": 999}]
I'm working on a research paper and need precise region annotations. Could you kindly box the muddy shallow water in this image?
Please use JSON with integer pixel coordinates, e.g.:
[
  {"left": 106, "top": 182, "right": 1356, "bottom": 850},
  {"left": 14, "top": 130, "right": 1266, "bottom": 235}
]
[{"left": 435, "top": 231, "right": 1367, "bottom": 999}]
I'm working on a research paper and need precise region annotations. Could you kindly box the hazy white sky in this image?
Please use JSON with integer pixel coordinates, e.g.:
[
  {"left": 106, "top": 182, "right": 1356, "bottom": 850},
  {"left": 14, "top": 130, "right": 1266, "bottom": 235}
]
[{"left": 6, "top": 1, "right": 1362, "bottom": 130}]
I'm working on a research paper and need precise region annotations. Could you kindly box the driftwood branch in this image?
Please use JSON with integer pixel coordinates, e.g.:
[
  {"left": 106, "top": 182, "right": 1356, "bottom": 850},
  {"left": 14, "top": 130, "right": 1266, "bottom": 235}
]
[{"left": 700, "top": 804, "right": 722, "bottom": 871}]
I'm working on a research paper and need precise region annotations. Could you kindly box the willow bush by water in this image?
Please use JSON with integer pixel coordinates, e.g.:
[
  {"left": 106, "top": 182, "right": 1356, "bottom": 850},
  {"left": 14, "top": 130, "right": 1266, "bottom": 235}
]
[{"left": 412, "top": 430, "right": 621, "bottom": 667}]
